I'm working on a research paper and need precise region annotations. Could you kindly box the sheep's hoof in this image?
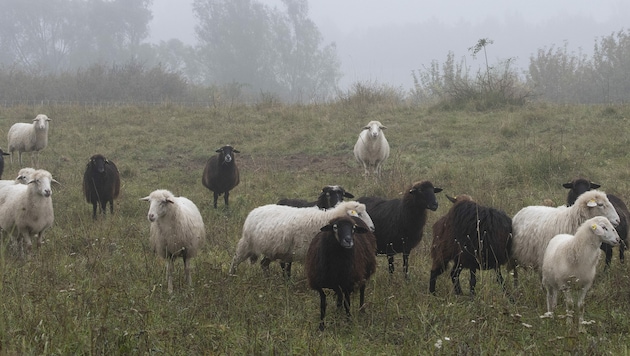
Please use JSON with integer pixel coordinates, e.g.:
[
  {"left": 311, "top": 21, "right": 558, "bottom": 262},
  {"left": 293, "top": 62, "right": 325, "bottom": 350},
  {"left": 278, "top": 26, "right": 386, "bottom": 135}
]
[
  {"left": 539, "top": 312, "right": 554, "bottom": 319},
  {"left": 318, "top": 322, "right": 325, "bottom": 331}
]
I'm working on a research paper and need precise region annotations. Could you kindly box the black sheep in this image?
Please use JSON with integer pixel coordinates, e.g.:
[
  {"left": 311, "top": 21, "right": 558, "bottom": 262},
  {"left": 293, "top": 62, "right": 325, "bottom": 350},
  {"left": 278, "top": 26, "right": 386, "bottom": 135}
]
[
  {"left": 306, "top": 215, "right": 376, "bottom": 331},
  {"left": 357, "top": 180, "right": 442, "bottom": 277},
  {"left": 278, "top": 185, "right": 355, "bottom": 209},
  {"left": 429, "top": 194, "right": 513, "bottom": 295},
  {"left": 202, "top": 145, "right": 240, "bottom": 208},
  {"left": 0, "top": 148, "right": 9, "bottom": 179},
  {"left": 82, "top": 154, "right": 121, "bottom": 219},
  {"left": 563, "top": 177, "right": 629, "bottom": 266}
]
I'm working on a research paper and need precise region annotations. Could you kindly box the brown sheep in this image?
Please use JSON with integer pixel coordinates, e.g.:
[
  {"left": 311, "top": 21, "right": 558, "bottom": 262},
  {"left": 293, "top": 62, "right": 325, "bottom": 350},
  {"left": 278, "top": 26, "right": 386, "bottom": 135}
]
[{"left": 202, "top": 145, "right": 240, "bottom": 208}]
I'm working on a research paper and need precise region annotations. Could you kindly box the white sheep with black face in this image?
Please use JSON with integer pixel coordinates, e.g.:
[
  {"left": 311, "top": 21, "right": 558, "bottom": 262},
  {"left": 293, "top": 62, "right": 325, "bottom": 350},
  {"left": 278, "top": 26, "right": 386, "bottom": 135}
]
[
  {"left": 141, "top": 189, "right": 205, "bottom": 294},
  {"left": 0, "top": 169, "right": 56, "bottom": 256},
  {"left": 353, "top": 120, "right": 389, "bottom": 176},
  {"left": 541, "top": 216, "right": 620, "bottom": 325},
  {"left": 7, "top": 114, "right": 51, "bottom": 167}
]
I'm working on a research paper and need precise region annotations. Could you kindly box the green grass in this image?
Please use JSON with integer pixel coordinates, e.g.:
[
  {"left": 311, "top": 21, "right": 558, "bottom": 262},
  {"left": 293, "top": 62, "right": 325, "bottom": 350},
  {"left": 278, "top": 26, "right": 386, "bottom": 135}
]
[{"left": 0, "top": 102, "right": 630, "bottom": 354}]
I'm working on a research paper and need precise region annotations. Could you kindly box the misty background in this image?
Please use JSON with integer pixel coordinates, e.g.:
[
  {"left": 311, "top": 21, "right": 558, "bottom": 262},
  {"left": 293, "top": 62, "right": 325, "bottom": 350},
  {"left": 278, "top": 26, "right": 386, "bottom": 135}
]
[{"left": 1, "top": 0, "right": 629, "bottom": 105}]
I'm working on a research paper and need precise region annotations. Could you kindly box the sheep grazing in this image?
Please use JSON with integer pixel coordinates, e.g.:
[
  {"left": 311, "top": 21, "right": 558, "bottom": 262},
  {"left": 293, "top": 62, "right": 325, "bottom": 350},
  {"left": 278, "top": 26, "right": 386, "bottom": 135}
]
[
  {"left": 0, "top": 169, "right": 56, "bottom": 256},
  {"left": 353, "top": 120, "right": 390, "bottom": 176},
  {"left": 228, "top": 201, "right": 375, "bottom": 277},
  {"left": 541, "top": 216, "right": 620, "bottom": 325},
  {"left": 509, "top": 190, "right": 620, "bottom": 286},
  {"left": 83, "top": 154, "right": 121, "bottom": 219},
  {"left": 7, "top": 114, "right": 51, "bottom": 167},
  {"left": 141, "top": 190, "right": 205, "bottom": 294},
  {"left": 429, "top": 194, "right": 513, "bottom": 296},
  {"left": 562, "top": 177, "right": 629, "bottom": 266},
  {"left": 357, "top": 180, "right": 442, "bottom": 277},
  {"left": 0, "top": 148, "right": 10, "bottom": 179},
  {"left": 202, "top": 145, "right": 240, "bottom": 208},
  {"left": 306, "top": 215, "right": 377, "bottom": 330},
  {"left": 277, "top": 185, "right": 355, "bottom": 209}
]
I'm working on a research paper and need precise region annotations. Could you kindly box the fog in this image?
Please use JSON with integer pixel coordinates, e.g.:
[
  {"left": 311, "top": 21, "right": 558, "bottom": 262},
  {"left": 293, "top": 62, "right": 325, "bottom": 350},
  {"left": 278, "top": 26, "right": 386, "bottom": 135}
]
[{"left": 150, "top": 0, "right": 629, "bottom": 90}]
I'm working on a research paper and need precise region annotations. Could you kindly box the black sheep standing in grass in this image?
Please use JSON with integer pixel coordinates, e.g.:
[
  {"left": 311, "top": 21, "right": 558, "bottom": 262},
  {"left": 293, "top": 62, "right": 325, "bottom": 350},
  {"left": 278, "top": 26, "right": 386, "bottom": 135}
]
[
  {"left": 202, "top": 145, "right": 240, "bottom": 208},
  {"left": 83, "top": 154, "right": 121, "bottom": 219}
]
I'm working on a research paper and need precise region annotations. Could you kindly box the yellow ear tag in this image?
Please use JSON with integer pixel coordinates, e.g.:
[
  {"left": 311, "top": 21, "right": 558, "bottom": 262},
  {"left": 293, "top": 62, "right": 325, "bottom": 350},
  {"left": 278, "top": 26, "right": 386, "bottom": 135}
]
[
  {"left": 591, "top": 224, "right": 598, "bottom": 230},
  {"left": 349, "top": 210, "right": 359, "bottom": 217}
]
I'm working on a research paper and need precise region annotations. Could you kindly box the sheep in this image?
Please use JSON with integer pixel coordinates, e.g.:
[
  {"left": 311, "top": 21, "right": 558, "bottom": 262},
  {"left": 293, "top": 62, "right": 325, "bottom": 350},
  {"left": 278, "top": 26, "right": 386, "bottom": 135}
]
[
  {"left": 83, "top": 154, "right": 121, "bottom": 219},
  {"left": 353, "top": 120, "right": 390, "bottom": 176},
  {"left": 562, "top": 178, "right": 629, "bottom": 266},
  {"left": 509, "top": 190, "right": 620, "bottom": 286},
  {"left": 7, "top": 114, "right": 51, "bottom": 167},
  {"left": 141, "top": 189, "right": 205, "bottom": 294},
  {"left": 541, "top": 216, "right": 620, "bottom": 325},
  {"left": 306, "top": 215, "right": 377, "bottom": 330},
  {"left": 228, "top": 200, "right": 375, "bottom": 277},
  {"left": 429, "top": 194, "right": 513, "bottom": 296},
  {"left": 0, "top": 148, "right": 9, "bottom": 179},
  {"left": 0, "top": 167, "right": 36, "bottom": 191},
  {"left": 357, "top": 180, "right": 442, "bottom": 277},
  {"left": 278, "top": 185, "right": 355, "bottom": 209},
  {"left": 0, "top": 169, "right": 56, "bottom": 256},
  {"left": 202, "top": 145, "right": 240, "bottom": 208}
]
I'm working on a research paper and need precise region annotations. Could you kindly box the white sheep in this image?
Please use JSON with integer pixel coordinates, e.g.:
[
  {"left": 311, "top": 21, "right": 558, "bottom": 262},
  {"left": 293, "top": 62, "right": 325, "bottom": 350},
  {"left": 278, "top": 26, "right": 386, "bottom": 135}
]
[
  {"left": 7, "top": 114, "right": 51, "bottom": 167},
  {"left": 509, "top": 190, "right": 620, "bottom": 284},
  {"left": 0, "top": 169, "right": 56, "bottom": 256},
  {"left": 541, "top": 216, "right": 620, "bottom": 324},
  {"left": 141, "top": 189, "right": 205, "bottom": 294},
  {"left": 228, "top": 200, "right": 375, "bottom": 276},
  {"left": 0, "top": 167, "right": 38, "bottom": 190},
  {"left": 353, "top": 120, "right": 390, "bottom": 176}
]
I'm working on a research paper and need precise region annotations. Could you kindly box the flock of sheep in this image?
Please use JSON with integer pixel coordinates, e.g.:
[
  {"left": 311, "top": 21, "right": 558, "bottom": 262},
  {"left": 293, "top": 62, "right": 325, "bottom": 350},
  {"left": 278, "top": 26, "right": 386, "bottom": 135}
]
[{"left": 0, "top": 115, "right": 626, "bottom": 330}]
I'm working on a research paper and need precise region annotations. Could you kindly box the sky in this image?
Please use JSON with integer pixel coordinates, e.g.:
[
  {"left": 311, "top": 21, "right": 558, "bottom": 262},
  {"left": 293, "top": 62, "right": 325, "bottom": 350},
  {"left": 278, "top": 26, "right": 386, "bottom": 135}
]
[{"left": 149, "top": 0, "right": 629, "bottom": 90}]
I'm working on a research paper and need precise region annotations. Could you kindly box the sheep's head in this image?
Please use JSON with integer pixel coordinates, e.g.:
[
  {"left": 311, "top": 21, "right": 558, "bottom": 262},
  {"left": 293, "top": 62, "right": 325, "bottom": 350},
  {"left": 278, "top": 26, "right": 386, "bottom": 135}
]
[
  {"left": 88, "top": 154, "right": 110, "bottom": 173},
  {"left": 587, "top": 216, "right": 621, "bottom": 246},
  {"left": 321, "top": 216, "right": 370, "bottom": 249},
  {"left": 577, "top": 190, "right": 620, "bottom": 226},
  {"left": 27, "top": 170, "right": 55, "bottom": 198},
  {"left": 408, "top": 181, "right": 443, "bottom": 211},
  {"left": 446, "top": 194, "right": 473, "bottom": 204},
  {"left": 141, "top": 189, "right": 175, "bottom": 222},
  {"left": 340, "top": 202, "right": 375, "bottom": 232},
  {"left": 318, "top": 185, "right": 354, "bottom": 209},
  {"left": 363, "top": 120, "right": 387, "bottom": 138},
  {"left": 216, "top": 145, "right": 240, "bottom": 165},
  {"left": 563, "top": 177, "right": 600, "bottom": 206},
  {"left": 33, "top": 114, "right": 51, "bottom": 130},
  {"left": 16, "top": 167, "right": 36, "bottom": 184}
]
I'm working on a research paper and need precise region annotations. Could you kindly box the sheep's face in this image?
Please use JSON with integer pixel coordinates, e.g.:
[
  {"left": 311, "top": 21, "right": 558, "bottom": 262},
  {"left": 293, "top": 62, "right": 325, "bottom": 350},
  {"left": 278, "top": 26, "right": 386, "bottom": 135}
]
[
  {"left": 589, "top": 217, "right": 621, "bottom": 246},
  {"left": 581, "top": 192, "right": 621, "bottom": 226},
  {"left": 28, "top": 173, "right": 53, "bottom": 198},
  {"left": 145, "top": 198, "right": 174, "bottom": 222},
  {"left": 89, "top": 154, "right": 108, "bottom": 173},
  {"left": 319, "top": 185, "right": 355, "bottom": 209},
  {"left": 409, "top": 181, "right": 443, "bottom": 211},
  {"left": 216, "top": 145, "right": 240, "bottom": 165},
  {"left": 563, "top": 178, "right": 600, "bottom": 205},
  {"left": 321, "top": 218, "right": 370, "bottom": 249},
  {"left": 33, "top": 114, "right": 51, "bottom": 130},
  {"left": 346, "top": 203, "right": 375, "bottom": 232},
  {"left": 16, "top": 168, "right": 35, "bottom": 184},
  {"left": 364, "top": 121, "right": 386, "bottom": 139}
]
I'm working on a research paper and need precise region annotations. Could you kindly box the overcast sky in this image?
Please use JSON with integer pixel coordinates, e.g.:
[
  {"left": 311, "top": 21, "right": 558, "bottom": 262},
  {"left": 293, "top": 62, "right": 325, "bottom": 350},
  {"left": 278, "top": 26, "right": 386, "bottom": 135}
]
[{"left": 150, "top": 0, "right": 629, "bottom": 89}]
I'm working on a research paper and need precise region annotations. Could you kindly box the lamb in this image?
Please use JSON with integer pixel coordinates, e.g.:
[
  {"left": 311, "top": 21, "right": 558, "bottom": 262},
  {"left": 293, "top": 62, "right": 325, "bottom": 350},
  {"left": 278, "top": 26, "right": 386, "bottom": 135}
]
[
  {"left": 541, "top": 216, "right": 620, "bottom": 325},
  {"left": 0, "top": 148, "right": 9, "bottom": 179},
  {"left": 306, "top": 215, "right": 377, "bottom": 330},
  {"left": 228, "top": 200, "right": 375, "bottom": 277},
  {"left": 7, "top": 114, "right": 51, "bottom": 167},
  {"left": 0, "top": 169, "right": 56, "bottom": 256},
  {"left": 141, "top": 190, "right": 205, "bottom": 294},
  {"left": 83, "top": 154, "right": 121, "bottom": 219},
  {"left": 353, "top": 120, "right": 390, "bottom": 176},
  {"left": 509, "top": 190, "right": 620, "bottom": 285},
  {"left": 357, "top": 180, "right": 442, "bottom": 277},
  {"left": 429, "top": 194, "right": 513, "bottom": 295},
  {"left": 277, "top": 185, "right": 355, "bottom": 209},
  {"left": 562, "top": 177, "right": 629, "bottom": 266},
  {"left": 202, "top": 145, "right": 240, "bottom": 208}
]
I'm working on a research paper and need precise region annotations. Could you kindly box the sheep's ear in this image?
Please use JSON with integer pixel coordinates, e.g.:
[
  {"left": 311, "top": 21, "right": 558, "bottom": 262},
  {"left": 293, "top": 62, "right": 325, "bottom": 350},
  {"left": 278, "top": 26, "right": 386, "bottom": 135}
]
[
  {"left": 591, "top": 223, "right": 606, "bottom": 236},
  {"left": 434, "top": 187, "right": 443, "bottom": 193},
  {"left": 343, "top": 192, "right": 355, "bottom": 199},
  {"left": 1, "top": 152, "right": 9, "bottom": 156},
  {"left": 590, "top": 182, "right": 601, "bottom": 189},
  {"left": 233, "top": 149, "right": 240, "bottom": 153},
  {"left": 562, "top": 182, "right": 573, "bottom": 189},
  {"left": 51, "top": 179, "right": 61, "bottom": 186},
  {"left": 347, "top": 209, "right": 359, "bottom": 218},
  {"left": 215, "top": 148, "right": 222, "bottom": 153},
  {"left": 587, "top": 199, "right": 598, "bottom": 208},
  {"left": 166, "top": 198, "right": 175, "bottom": 204},
  {"left": 140, "top": 196, "right": 150, "bottom": 201},
  {"left": 354, "top": 226, "right": 369, "bottom": 234},
  {"left": 362, "top": 126, "right": 369, "bottom": 130},
  {"left": 380, "top": 125, "right": 387, "bottom": 130},
  {"left": 446, "top": 194, "right": 457, "bottom": 203},
  {"left": 320, "top": 224, "right": 334, "bottom": 232}
]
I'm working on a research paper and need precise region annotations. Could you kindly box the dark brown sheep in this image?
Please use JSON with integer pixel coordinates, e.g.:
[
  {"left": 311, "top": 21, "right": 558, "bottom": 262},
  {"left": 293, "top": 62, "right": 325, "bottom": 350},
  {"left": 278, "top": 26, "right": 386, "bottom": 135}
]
[
  {"left": 306, "top": 216, "right": 376, "bottom": 331},
  {"left": 82, "top": 154, "right": 121, "bottom": 219},
  {"left": 357, "top": 180, "right": 442, "bottom": 277},
  {"left": 563, "top": 178, "right": 629, "bottom": 267},
  {"left": 278, "top": 185, "right": 355, "bottom": 209},
  {"left": 202, "top": 145, "right": 240, "bottom": 208},
  {"left": 429, "top": 194, "right": 513, "bottom": 295}
]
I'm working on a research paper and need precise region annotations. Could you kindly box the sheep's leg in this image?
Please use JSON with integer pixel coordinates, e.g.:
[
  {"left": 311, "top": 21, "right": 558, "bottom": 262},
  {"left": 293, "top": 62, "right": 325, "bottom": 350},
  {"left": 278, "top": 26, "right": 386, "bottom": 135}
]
[
  {"left": 212, "top": 192, "right": 220, "bottom": 209},
  {"left": 402, "top": 252, "right": 410, "bottom": 278},
  {"left": 109, "top": 200, "right": 114, "bottom": 215},
  {"left": 343, "top": 291, "right": 351, "bottom": 317},
  {"left": 224, "top": 191, "right": 230, "bottom": 207},
  {"left": 544, "top": 287, "right": 557, "bottom": 318},
  {"left": 335, "top": 288, "right": 343, "bottom": 309},
  {"left": 183, "top": 256, "right": 192, "bottom": 288},
  {"left": 260, "top": 257, "right": 271, "bottom": 273},
  {"left": 429, "top": 264, "right": 447, "bottom": 294},
  {"left": 495, "top": 267, "right": 506, "bottom": 292},
  {"left": 91, "top": 202, "right": 98, "bottom": 220},
  {"left": 562, "top": 289, "right": 574, "bottom": 324},
  {"left": 386, "top": 243, "right": 395, "bottom": 274},
  {"left": 469, "top": 269, "right": 478, "bottom": 296},
  {"left": 359, "top": 284, "right": 366, "bottom": 313},
  {"left": 450, "top": 264, "right": 463, "bottom": 295},
  {"left": 283, "top": 262, "right": 292, "bottom": 278},
  {"left": 167, "top": 258, "right": 174, "bottom": 294},
  {"left": 601, "top": 243, "right": 613, "bottom": 269},
  {"left": 318, "top": 289, "right": 327, "bottom": 331},
  {"left": 620, "top": 240, "right": 626, "bottom": 263}
]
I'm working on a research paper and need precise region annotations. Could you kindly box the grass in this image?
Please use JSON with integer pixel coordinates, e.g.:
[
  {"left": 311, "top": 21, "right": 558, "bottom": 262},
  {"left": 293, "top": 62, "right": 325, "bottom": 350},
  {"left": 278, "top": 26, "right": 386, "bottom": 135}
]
[{"left": 0, "top": 102, "right": 629, "bottom": 354}]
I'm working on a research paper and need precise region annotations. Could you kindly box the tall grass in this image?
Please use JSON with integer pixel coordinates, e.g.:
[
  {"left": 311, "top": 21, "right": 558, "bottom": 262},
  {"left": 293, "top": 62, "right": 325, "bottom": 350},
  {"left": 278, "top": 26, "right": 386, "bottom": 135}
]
[{"left": 0, "top": 102, "right": 629, "bottom": 354}]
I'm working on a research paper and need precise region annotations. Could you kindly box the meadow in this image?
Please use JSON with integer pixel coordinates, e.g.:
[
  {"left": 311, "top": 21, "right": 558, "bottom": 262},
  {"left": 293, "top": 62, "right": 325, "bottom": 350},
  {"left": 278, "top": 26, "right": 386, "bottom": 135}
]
[{"left": 0, "top": 101, "right": 629, "bottom": 355}]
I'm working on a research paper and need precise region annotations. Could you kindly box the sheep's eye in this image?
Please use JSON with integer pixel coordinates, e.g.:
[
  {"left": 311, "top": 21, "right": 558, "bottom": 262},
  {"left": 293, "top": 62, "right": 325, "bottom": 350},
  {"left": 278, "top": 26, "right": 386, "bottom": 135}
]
[
  {"left": 602, "top": 226, "right": 608, "bottom": 231},
  {"left": 332, "top": 224, "right": 338, "bottom": 231},
  {"left": 598, "top": 203, "right": 604, "bottom": 207}
]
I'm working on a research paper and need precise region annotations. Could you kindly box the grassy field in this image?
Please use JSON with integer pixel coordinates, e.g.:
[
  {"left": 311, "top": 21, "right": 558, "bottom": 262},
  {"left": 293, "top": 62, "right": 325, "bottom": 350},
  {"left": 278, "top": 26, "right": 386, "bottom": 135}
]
[{"left": 0, "top": 101, "right": 629, "bottom": 354}]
